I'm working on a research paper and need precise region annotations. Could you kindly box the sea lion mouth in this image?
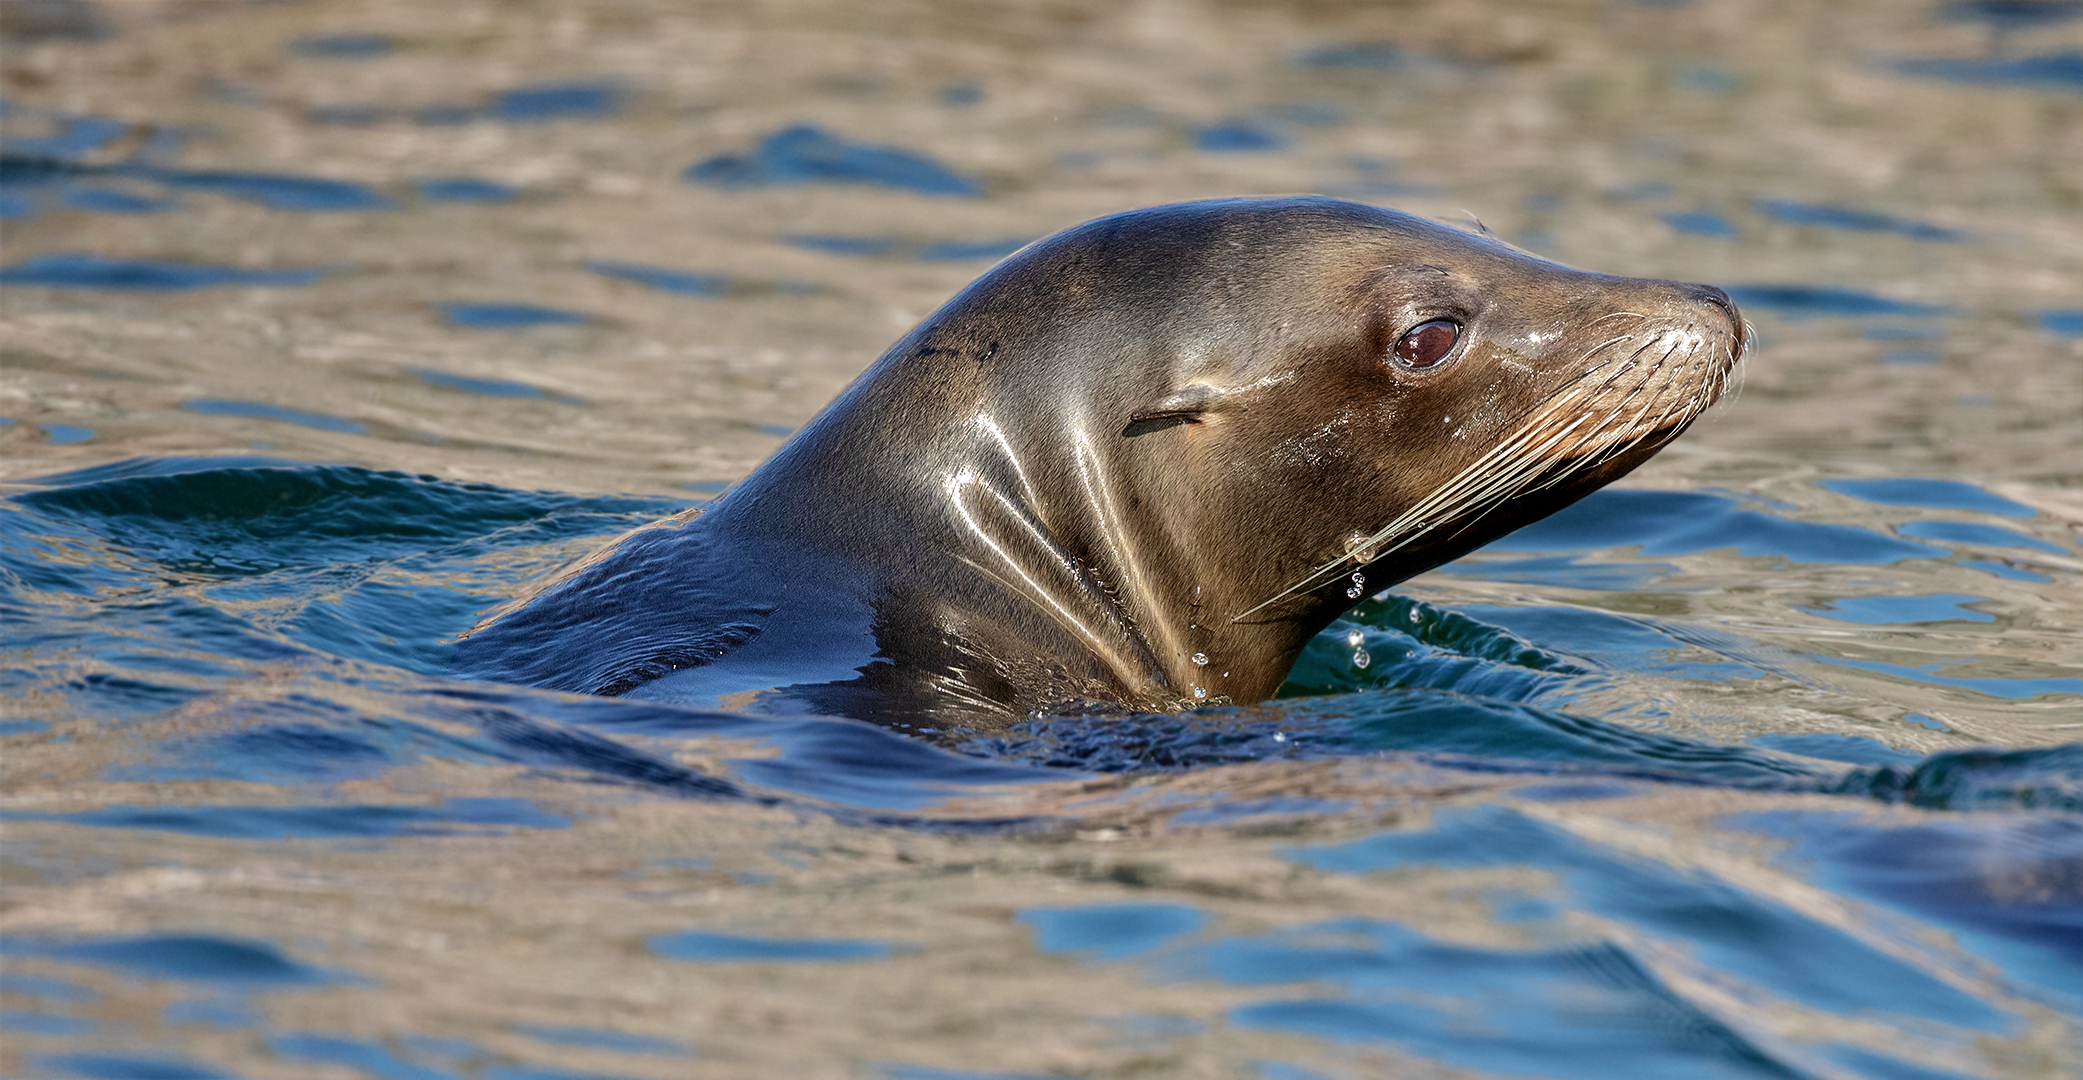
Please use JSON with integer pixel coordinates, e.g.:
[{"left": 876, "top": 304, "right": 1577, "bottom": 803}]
[{"left": 1235, "top": 301, "right": 1746, "bottom": 622}]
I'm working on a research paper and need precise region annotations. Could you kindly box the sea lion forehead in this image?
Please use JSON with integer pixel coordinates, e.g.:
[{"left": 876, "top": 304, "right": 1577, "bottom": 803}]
[
  {"left": 1062, "top": 196, "right": 1474, "bottom": 254},
  {"left": 1113, "top": 199, "right": 1595, "bottom": 302},
  {"left": 1007, "top": 198, "right": 1503, "bottom": 313}
]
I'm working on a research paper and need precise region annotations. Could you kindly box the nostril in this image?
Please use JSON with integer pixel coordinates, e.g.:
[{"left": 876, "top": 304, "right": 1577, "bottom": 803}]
[
  {"left": 1680, "top": 282, "right": 1731, "bottom": 312},
  {"left": 1679, "top": 282, "right": 1741, "bottom": 326},
  {"left": 1689, "top": 283, "right": 1733, "bottom": 310}
]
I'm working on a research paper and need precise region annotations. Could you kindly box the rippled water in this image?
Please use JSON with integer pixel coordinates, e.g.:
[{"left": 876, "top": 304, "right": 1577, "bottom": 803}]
[{"left": 3, "top": 2, "right": 2080, "bottom": 1079}]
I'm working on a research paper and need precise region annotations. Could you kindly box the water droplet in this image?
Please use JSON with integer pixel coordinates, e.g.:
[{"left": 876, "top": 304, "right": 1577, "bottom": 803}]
[
  {"left": 1273, "top": 732, "right": 1287, "bottom": 743},
  {"left": 1345, "top": 629, "right": 1364, "bottom": 647},
  {"left": 1352, "top": 647, "right": 1371, "bottom": 669},
  {"left": 1193, "top": 686, "right": 1207, "bottom": 699},
  {"left": 1408, "top": 607, "right": 1422, "bottom": 624},
  {"left": 1191, "top": 652, "right": 1208, "bottom": 666}
]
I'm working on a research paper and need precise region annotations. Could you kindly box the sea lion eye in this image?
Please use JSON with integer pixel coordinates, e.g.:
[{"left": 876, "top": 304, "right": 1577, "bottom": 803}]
[{"left": 1394, "top": 319, "right": 1460, "bottom": 368}]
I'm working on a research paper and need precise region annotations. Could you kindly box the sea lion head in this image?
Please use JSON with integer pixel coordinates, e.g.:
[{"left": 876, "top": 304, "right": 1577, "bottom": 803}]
[
  {"left": 804, "top": 196, "right": 1747, "bottom": 711},
  {"left": 1123, "top": 199, "right": 1749, "bottom": 619}
]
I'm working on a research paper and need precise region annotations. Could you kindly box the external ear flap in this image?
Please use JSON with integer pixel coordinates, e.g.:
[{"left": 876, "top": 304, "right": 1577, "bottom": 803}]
[{"left": 1125, "top": 383, "right": 1227, "bottom": 434}]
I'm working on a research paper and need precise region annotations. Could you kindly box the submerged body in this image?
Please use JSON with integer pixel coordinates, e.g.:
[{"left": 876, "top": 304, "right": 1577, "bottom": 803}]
[{"left": 456, "top": 197, "right": 1744, "bottom": 728}]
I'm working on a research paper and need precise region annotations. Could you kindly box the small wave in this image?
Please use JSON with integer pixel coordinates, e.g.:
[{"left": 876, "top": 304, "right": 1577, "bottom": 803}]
[{"left": 1833, "top": 744, "right": 2083, "bottom": 813}]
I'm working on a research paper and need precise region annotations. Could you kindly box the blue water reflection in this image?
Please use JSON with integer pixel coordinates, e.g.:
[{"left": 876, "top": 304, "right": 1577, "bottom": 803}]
[
  {"left": 1755, "top": 198, "right": 1966, "bottom": 241},
  {"left": 416, "top": 178, "right": 515, "bottom": 203},
  {"left": 1820, "top": 477, "right": 2035, "bottom": 517},
  {"left": 493, "top": 81, "right": 624, "bottom": 122},
  {"left": 1487, "top": 488, "right": 1947, "bottom": 564},
  {"left": 1018, "top": 903, "right": 1209, "bottom": 961},
  {"left": 0, "top": 972, "right": 98, "bottom": 1005},
  {"left": 687, "top": 125, "right": 982, "bottom": 196},
  {"left": 1818, "top": 658, "right": 2083, "bottom": 700},
  {"left": 269, "top": 1034, "right": 455, "bottom": 1080},
  {"left": 1, "top": 1010, "right": 95, "bottom": 1036},
  {"left": 877, "top": 1065, "right": 1058, "bottom": 1080},
  {"left": 511, "top": 1025, "right": 689, "bottom": 1056},
  {"left": 436, "top": 302, "right": 590, "bottom": 328},
  {"left": 180, "top": 400, "right": 366, "bottom": 433},
  {"left": 1942, "top": 1, "right": 2083, "bottom": 30},
  {"left": 1962, "top": 558, "right": 2053, "bottom": 582},
  {"left": 61, "top": 186, "right": 176, "bottom": 213},
  {"left": 412, "top": 368, "right": 576, "bottom": 402},
  {"left": 1664, "top": 210, "right": 1737, "bottom": 237},
  {"left": 3, "top": 114, "right": 130, "bottom": 159},
  {"left": 289, "top": 33, "right": 394, "bottom": 59},
  {"left": 1895, "top": 51, "right": 2083, "bottom": 92},
  {"left": 2, "top": 934, "right": 342, "bottom": 985},
  {"left": 29, "top": 1052, "right": 237, "bottom": 1079},
  {"left": 780, "top": 235, "right": 1031, "bottom": 261},
  {"left": 1295, "top": 42, "right": 1404, "bottom": 70},
  {"left": 647, "top": 931, "right": 901, "bottom": 962},
  {"left": 587, "top": 260, "right": 730, "bottom": 295},
  {"left": 161, "top": 1000, "right": 256, "bottom": 1029},
  {"left": 1797, "top": 594, "right": 1994, "bottom": 624},
  {"left": 1897, "top": 520, "right": 2069, "bottom": 555},
  {"left": 1728, "top": 810, "right": 2083, "bottom": 1011},
  {"left": 0, "top": 254, "right": 324, "bottom": 290},
  {"left": 1278, "top": 808, "right": 2013, "bottom": 1021},
  {"left": 1, "top": 798, "right": 570, "bottom": 839},
  {"left": 1823, "top": 1045, "right": 1978, "bottom": 1080},
  {"left": 784, "top": 234, "right": 903, "bottom": 256},
  {"left": 1193, "top": 120, "right": 1287, "bottom": 151},
  {"left": 1222, "top": 937, "right": 1791, "bottom": 1080},
  {"left": 159, "top": 169, "right": 390, "bottom": 211},
  {"left": 1748, "top": 733, "right": 1922, "bottom": 768},
  {"left": 1725, "top": 286, "right": 1948, "bottom": 318}
]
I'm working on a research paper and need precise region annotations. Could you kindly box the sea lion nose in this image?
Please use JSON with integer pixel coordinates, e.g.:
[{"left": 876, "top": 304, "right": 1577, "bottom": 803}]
[
  {"left": 1675, "top": 282, "right": 1745, "bottom": 353},
  {"left": 1680, "top": 282, "right": 1740, "bottom": 327}
]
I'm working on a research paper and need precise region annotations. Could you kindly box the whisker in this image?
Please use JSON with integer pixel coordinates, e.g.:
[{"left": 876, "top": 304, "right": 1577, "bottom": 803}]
[{"left": 1232, "top": 317, "right": 1740, "bottom": 623}]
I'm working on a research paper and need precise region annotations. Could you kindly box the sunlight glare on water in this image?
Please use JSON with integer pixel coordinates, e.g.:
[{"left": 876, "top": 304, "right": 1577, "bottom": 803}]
[{"left": 2, "top": 2, "right": 2080, "bottom": 1079}]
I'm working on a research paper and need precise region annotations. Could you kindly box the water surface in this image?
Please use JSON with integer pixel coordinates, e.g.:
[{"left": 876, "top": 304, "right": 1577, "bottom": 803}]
[{"left": 3, "top": 2, "right": 2079, "bottom": 1078}]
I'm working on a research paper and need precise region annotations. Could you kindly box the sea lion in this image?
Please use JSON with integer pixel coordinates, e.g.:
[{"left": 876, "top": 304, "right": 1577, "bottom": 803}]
[{"left": 455, "top": 196, "right": 1744, "bottom": 729}]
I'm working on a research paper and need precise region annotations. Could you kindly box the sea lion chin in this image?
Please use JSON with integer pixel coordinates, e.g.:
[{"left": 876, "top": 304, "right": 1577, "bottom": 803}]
[{"left": 455, "top": 196, "right": 1746, "bottom": 729}]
